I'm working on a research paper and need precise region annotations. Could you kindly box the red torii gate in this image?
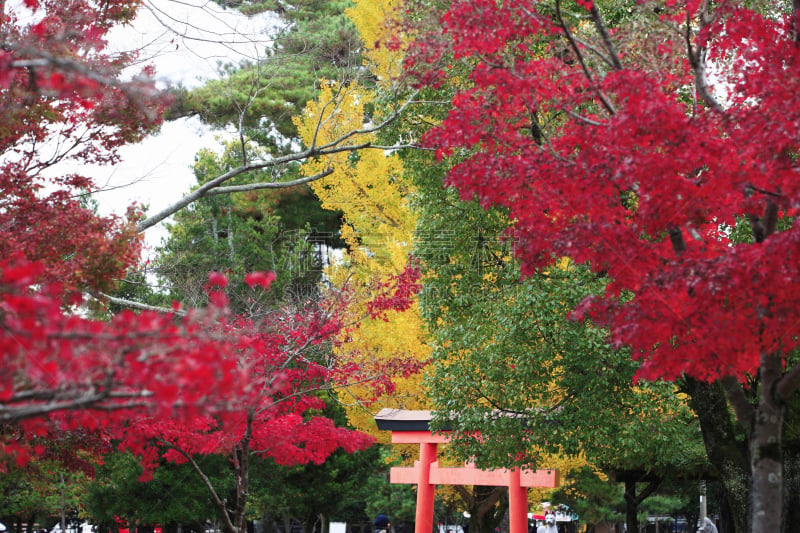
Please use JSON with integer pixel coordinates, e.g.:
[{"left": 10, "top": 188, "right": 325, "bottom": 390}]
[{"left": 374, "top": 409, "right": 559, "bottom": 533}]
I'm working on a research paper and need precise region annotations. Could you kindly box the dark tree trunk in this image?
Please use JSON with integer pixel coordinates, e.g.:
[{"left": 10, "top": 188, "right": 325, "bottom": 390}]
[
  {"left": 621, "top": 477, "right": 658, "bottom": 533},
  {"left": 682, "top": 378, "right": 750, "bottom": 533},
  {"left": 624, "top": 480, "right": 638, "bottom": 533},
  {"left": 713, "top": 481, "right": 736, "bottom": 533},
  {"left": 466, "top": 486, "right": 506, "bottom": 533},
  {"left": 783, "top": 440, "right": 800, "bottom": 531},
  {"left": 749, "top": 353, "right": 784, "bottom": 533}
]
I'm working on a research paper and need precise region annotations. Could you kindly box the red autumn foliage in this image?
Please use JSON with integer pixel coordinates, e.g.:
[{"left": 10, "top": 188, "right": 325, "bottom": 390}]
[
  {"left": 0, "top": 0, "right": 417, "bottom": 485},
  {"left": 0, "top": 259, "right": 386, "bottom": 532},
  {"left": 244, "top": 270, "right": 277, "bottom": 290},
  {"left": 365, "top": 259, "right": 422, "bottom": 320},
  {"left": 0, "top": 0, "right": 164, "bottom": 293},
  {"left": 0, "top": 0, "right": 163, "bottom": 433},
  {"left": 1, "top": 262, "right": 246, "bottom": 425},
  {"left": 413, "top": 0, "right": 800, "bottom": 382},
  {"left": 115, "top": 288, "right": 378, "bottom": 477}
]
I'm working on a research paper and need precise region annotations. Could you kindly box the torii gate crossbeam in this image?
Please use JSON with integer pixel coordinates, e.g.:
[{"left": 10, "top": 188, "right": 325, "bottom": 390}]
[{"left": 374, "top": 409, "right": 559, "bottom": 533}]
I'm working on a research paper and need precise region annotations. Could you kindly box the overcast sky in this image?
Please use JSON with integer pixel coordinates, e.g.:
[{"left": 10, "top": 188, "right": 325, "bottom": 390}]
[{"left": 89, "top": 0, "right": 281, "bottom": 254}]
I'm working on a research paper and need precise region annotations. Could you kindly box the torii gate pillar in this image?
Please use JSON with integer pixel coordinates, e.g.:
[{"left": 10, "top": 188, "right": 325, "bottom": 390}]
[
  {"left": 416, "top": 441, "right": 437, "bottom": 533},
  {"left": 375, "top": 409, "right": 559, "bottom": 533}
]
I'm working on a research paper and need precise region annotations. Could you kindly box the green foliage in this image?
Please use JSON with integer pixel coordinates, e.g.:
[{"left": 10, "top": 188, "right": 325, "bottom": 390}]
[
  {"left": 550, "top": 467, "right": 695, "bottom": 530},
  {"left": 180, "top": 0, "right": 362, "bottom": 147},
  {"left": 408, "top": 147, "right": 701, "bottom": 473},
  {"left": 0, "top": 460, "right": 91, "bottom": 526},
  {"left": 157, "top": 0, "right": 356, "bottom": 313},
  {"left": 213, "top": 0, "right": 278, "bottom": 16},
  {"left": 550, "top": 467, "right": 624, "bottom": 527},
  {"left": 154, "top": 141, "right": 337, "bottom": 311},
  {"left": 639, "top": 493, "right": 691, "bottom": 524},
  {"left": 251, "top": 446, "right": 382, "bottom": 524},
  {"left": 86, "top": 451, "right": 231, "bottom": 527},
  {"left": 360, "top": 449, "right": 418, "bottom": 525},
  {"left": 397, "top": 105, "right": 707, "bottom": 532},
  {"left": 725, "top": 214, "right": 794, "bottom": 245}
]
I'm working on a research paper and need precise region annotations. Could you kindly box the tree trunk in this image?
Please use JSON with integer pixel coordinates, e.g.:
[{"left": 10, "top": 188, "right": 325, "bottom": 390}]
[
  {"left": 683, "top": 507, "right": 698, "bottom": 533},
  {"left": 233, "top": 413, "right": 254, "bottom": 533},
  {"left": 455, "top": 484, "right": 506, "bottom": 533},
  {"left": 782, "top": 444, "right": 800, "bottom": 531},
  {"left": 712, "top": 482, "right": 736, "bottom": 533},
  {"left": 624, "top": 480, "right": 638, "bottom": 533},
  {"left": 470, "top": 486, "right": 506, "bottom": 533},
  {"left": 749, "top": 352, "right": 784, "bottom": 533},
  {"left": 226, "top": 208, "right": 235, "bottom": 262},
  {"left": 682, "top": 378, "right": 749, "bottom": 533},
  {"left": 622, "top": 477, "right": 658, "bottom": 533}
]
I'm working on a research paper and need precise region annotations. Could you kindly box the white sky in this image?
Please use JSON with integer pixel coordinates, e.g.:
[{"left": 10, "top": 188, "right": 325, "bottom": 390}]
[{"left": 87, "top": 0, "right": 282, "bottom": 255}]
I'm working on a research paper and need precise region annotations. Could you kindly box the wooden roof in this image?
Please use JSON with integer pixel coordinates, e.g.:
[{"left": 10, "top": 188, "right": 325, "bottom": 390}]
[{"left": 374, "top": 408, "right": 440, "bottom": 432}]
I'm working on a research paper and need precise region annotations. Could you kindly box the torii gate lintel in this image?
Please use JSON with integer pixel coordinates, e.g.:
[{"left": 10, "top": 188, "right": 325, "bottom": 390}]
[{"left": 374, "top": 409, "right": 559, "bottom": 533}]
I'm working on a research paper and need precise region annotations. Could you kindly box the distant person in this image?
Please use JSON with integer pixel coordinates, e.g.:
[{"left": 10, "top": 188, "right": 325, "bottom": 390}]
[
  {"left": 536, "top": 513, "right": 557, "bottom": 533},
  {"left": 697, "top": 517, "right": 717, "bottom": 533},
  {"left": 374, "top": 514, "right": 391, "bottom": 533}
]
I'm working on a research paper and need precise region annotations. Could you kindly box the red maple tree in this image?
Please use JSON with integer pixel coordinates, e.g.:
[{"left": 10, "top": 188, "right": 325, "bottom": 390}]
[
  {"left": 0, "top": 0, "right": 174, "bottom": 432},
  {"left": 0, "top": 1, "right": 409, "bottom": 511},
  {"left": 0, "top": 0, "right": 162, "bottom": 292},
  {"left": 114, "top": 283, "right": 380, "bottom": 533},
  {"left": 413, "top": 0, "right": 800, "bottom": 531},
  {"left": 1, "top": 258, "right": 385, "bottom": 530}
]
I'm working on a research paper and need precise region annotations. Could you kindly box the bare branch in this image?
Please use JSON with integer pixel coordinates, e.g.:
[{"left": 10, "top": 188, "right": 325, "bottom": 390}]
[
  {"left": 313, "top": 88, "right": 419, "bottom": 150},
  {"left": 565, "top": 33, "right": 617, "bottom": 69},
  {"left": 141, "top": 0, "right": 277, "bottom": 57},
  {"left": 371, "top": 143, "right": 430, "bottom": 151},
  {"left": 0, "top": 390, "right": 152, "bottom": 423},
  {"left": 135, "top": 142, "right": 369, "bottom": 232},
  {"left": 668, "top": 226, "right": 687, "bottom": 255},
  {"left": 554, "top": 0, "right": 616, "bottom": 116},
  {"left": 685, "top": 6, "right": 724, "bottom": 114},
  {"left": 565, "top": 108, "right": 607, "bottom": 127},
  {"left": 310, "top": 82, "right": 350, "bottom": 150},
  {"left": 743, "top": 197, "right": 778, "bottom": 249},
  {"left": 588, "top": 3, "right": 623, "bottom": 70},
  {"left": 95, "top": 291, "right": 188, "bottom": 316},
  {"left": 136, "top": 90, "right": 419, "bottom": 233},
  {"left": 763, "top": 200, "right": 779, "bottom": 237},
  {"left": 8, "top": 45, "right": 160, "bottom": 118},
  {"left": 157, "top": 437, "right": 240, "bottom": 533},
  {"left": 203, "top": 168, "right": 335, "bottom": 197}
]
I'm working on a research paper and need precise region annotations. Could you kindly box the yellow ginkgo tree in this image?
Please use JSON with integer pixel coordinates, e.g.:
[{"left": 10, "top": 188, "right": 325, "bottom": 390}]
[{"left": 293, "top": 0, "right": 430, "bottom": 439}]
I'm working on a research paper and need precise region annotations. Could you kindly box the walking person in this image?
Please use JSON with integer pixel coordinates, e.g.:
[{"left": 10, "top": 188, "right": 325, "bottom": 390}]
[
  {"left": 374, "top": 515, "right": 391, "bottom": 533},
  {"left": 536, "top": 512, "right": 557, "bottom": 533}
]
